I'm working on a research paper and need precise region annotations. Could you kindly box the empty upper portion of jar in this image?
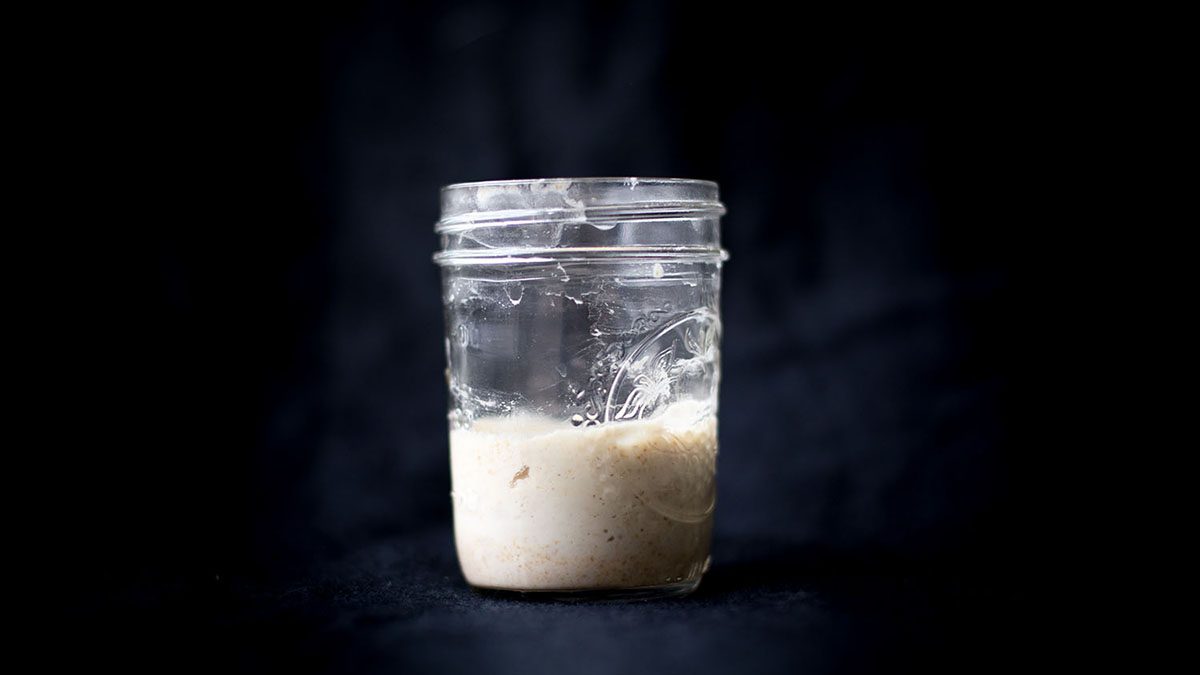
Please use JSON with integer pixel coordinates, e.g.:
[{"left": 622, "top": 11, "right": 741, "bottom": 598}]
[{"left": 434, "top": 177, "right": 727, "bottom": 266}]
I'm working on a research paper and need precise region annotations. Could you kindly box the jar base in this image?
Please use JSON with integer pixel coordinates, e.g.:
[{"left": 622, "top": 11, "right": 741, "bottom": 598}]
[{"left": 469, "top": 578, "right": 702, "bottom": 602}]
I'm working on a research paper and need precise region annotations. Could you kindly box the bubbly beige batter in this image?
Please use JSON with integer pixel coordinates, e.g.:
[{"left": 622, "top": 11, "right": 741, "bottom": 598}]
[{"left": 450, "top": 401, "right": 717, "bottom": 591}]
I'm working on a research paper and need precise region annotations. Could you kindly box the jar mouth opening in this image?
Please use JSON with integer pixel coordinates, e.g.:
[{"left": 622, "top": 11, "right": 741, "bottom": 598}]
[
  {"left": 441, "top": 176, "right": 718, "bottom": 192},
  {"left": 436, "top": 177, "right": 724, "bottom": 232}
]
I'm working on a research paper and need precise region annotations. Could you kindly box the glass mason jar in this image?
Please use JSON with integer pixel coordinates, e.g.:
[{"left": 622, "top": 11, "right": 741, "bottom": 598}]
[{"left": 434, "top": 178, "right": 727, "bottom": 599}]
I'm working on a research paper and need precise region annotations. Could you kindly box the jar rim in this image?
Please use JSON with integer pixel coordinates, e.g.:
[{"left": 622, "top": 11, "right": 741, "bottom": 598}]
[
  {"left": 441, "top": 176, "right": 718, "bottom": 191},
  {"left": 434, "top": 177, "right": 727, "bottom": 266},
  {"left": 433, "top": 246, "right": 730, "bottom": 266},
  {"left": 436, "top": 177, "right": 724, "bottom": 232}
]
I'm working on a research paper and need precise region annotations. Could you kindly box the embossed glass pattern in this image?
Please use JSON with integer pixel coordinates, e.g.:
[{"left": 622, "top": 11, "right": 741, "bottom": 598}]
[{"left": 435, "top": 178, "right": 726, "bottom": 599}]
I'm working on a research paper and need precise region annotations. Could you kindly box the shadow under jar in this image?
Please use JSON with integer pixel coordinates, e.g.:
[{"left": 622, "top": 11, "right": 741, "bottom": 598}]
[{"left": 434, "top": 178, "right": 727, "bottom": 600}]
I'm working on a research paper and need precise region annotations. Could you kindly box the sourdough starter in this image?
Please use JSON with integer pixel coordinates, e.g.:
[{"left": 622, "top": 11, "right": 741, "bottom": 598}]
[{"left": 449, "top": 401, "right": 717, "bottom": 591}]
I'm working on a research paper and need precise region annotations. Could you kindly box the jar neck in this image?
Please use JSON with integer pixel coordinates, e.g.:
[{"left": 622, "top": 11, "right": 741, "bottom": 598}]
[{"left": 434, "top": 178, "right": 725, "bottom": 267}]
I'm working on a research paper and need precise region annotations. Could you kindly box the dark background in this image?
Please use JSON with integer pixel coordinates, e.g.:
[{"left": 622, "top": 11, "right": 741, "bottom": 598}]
[{"left": 60, "top": 1, "right": 1061, "bottom": 671}]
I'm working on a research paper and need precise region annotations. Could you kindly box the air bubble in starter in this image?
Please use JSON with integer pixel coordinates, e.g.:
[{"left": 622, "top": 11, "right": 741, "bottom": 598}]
[{"left": 505, "top": 284, "right": 524, "bottom": 305}]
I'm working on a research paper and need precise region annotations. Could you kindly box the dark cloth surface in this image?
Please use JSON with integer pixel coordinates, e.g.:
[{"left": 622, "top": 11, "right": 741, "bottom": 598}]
[{"left": 77, "top": 530, "right": 1036, "bottom": 674}]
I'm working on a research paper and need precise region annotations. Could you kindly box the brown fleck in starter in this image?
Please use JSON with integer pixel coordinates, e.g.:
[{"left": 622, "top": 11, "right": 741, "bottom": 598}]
[{"left": 510, "top": 465, "right": 530, "bottom": 487}]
